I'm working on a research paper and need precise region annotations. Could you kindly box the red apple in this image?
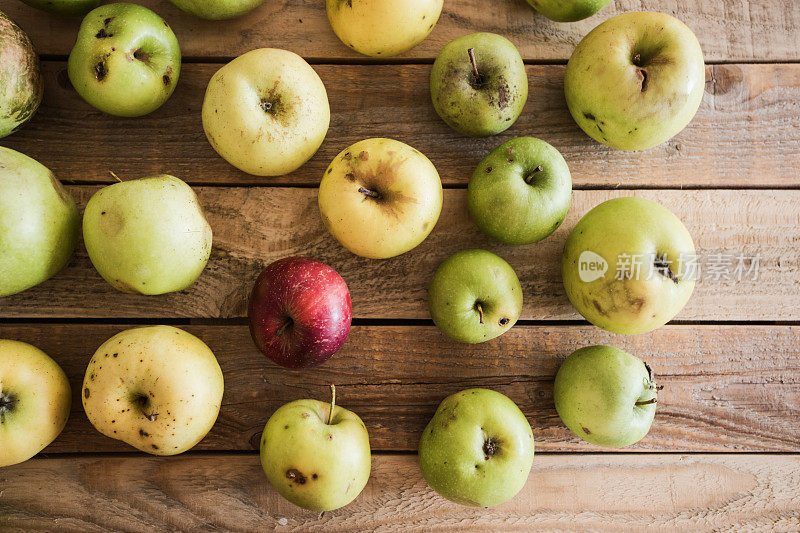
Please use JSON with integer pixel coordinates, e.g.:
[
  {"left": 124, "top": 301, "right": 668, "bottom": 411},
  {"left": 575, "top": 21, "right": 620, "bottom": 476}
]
[{"left": 248, "top": 257, "right": 352, "bottom": 368}]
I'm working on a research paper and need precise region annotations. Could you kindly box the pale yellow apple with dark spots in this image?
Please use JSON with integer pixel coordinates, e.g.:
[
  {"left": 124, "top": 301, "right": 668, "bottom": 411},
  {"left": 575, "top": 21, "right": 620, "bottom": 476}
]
[
  {"left": 0, "top": 340, "right": 71, "bottom": 467},
  {"left": 326, "top": 0, "right": 443, "bottom": 57},
  {"left": 82, "top": 326, "right": 224, "bottom": 455},
  {"left": 318, "top": 138, "right": 443, "bottom": 259},
  {"left": 202, "top": 48, "right": 330, "bottom": 176}
]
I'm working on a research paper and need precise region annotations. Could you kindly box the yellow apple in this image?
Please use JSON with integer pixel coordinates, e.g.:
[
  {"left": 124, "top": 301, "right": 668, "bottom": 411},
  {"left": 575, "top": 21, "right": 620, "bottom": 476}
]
[
  {"left": 82, "top": 326, "right": 224, "bottom": 455},
  {"left": 202, "top": 48, "right": 330, "bottom": 176},
  {"left": 318, "top": 138, "right": 443, "bottom": 259},
  {"left": 0, "top": 340, "right": 71, "bottom": 467},
  {"left": 326, "top": 0, "right": 443, "bottom": 57}
]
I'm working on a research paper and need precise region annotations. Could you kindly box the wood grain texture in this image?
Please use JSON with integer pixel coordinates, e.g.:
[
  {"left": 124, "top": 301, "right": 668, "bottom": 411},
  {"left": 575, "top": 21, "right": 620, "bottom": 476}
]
[
  {"left": 2, "top": 453, "right": 800, "bottom": 532},
  {"left": 5, "top": 0, "right": 800, "bottom": 62},
  {"left": 1, "top": 188, "right": 796, "bottom": 320},
  {"left": 3, "top": 62, "right": 800, "bottom": 188},
  {"left": 0, "top": 323, "right": 797, "bottom": 453}
]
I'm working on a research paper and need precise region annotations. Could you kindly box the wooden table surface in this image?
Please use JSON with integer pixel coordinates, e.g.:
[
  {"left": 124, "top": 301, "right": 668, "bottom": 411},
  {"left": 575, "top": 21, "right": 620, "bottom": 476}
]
[{"left": 1, "top": 0, "right": 799, "bottom": 531}]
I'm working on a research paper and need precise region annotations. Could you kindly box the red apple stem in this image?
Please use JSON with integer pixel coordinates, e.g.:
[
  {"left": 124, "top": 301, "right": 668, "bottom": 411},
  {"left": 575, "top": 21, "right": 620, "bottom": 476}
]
[
  {"left": 467, "top": 48, "right": 482, "bottom": 85},
  {"left": 525, "top": 165, "right": 543, "bottom": 184},
  {"left": 328, "top": 384, "right": 336, "bottom": 425},
  {"left": 635, "top": 398, "right": 657, "bottom": 406}
]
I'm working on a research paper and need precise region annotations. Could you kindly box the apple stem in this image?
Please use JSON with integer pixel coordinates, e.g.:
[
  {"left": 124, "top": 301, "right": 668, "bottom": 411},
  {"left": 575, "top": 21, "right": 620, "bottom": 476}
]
[
  {"left": 476, "top": 303, "right": 484, "bottom": 324},
  {"left": 524, "top": 166, "right": 544, "bottom": 184},
  {"left": 358, "top": 187, "right": 381, "bottom": 200},
  {"left": 635, "top": 398, "right": 657, "bottom": 406},
  {"left": 467, "top": 48, "right": 483, "bottom": 87},
  {"left": 109, "top": 171, "right": 122, "bottom": 183},
  {"left": 328, "top": 384, "right": 336, "bottom": 425}
]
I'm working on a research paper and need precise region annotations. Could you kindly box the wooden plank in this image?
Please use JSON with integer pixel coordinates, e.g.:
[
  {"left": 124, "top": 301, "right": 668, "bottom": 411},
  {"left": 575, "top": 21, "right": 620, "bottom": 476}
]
[
  {"left": 1, "top": 188, "right": 796, "bottom": 320},
  {"left": 2, "top": 453, "right": 799, "bottom": 531},
  {"left": 4, "top": 0, "right": 800, "bottom": 62},
  {"left": 3, "top": 62, "right": 800, "bottom": 188},
  {"left": 0, "top": 323, "right": 797, "bottom": 453}
]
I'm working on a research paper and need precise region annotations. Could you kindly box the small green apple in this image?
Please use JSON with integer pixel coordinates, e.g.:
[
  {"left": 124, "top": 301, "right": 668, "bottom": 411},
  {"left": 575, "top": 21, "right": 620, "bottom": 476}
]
[
  {"left": 82, "top": 175, "right": 212, "bottom": 295},
  {"left": 561, "top": 197, "right": 695, "bottom": 334},
  {"left": 0, "top": 340, "right": 71, "bottom": 467},
  {"left": 468, "top": 137, "right": 572, "bottom": 245},
  {"left": 554, "top": 345, "right": 658, "bottom": 447},
  {"left": 260, "top": 386, "right": 371, "bottom": 511},
  {"left": 202, "top": 48, "right": 330, "bottom": 177},
  {"left": 431, "top": 33, "right": 528, "bottom": 137},
  {"left": 0, "top": 147, "right": 79, "bottom": 297},
  {"left": 419, "top": 388, "right": 534, "bottom": 507},
  {"left": 82, "top": 326, "right": 224, "bottom": 455},
  {"left": 167, "top": 0, "right": 266, "bottom": 20},
  {"left": 68, "top": 3, "right": 181, "bottom": 117},
  {"left": 326, "top": 0, "right": 443, "bottom": 57},
  {"left": 525, "top": 0, "right": 609, "bottom": 22},
  {"left": 0, "top": 12, "right": 42, "bottom": 138},
  {"left": 565, "top": 11, "right": 705, "bottom": 150},
  {"left": 428, "top": 250, "right": 523, "bottom": 343},
  {"left": 19, "top": 0, "right": 101, "bottom": 16},
  {"left": 319, "top": 138, "right": 442, "bottom": 259}
]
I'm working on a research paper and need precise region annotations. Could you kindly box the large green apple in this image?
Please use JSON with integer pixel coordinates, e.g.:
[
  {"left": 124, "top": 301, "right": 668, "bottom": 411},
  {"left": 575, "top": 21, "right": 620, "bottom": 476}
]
[
  {"left": 0, "top": 147, "right": 79, "bottom": 297},
  {"left": 562, "top": 197, "right": 695, "bottom": 335},
  {"left": 82, "top": 175, "right": 212, "bottom": 295},
  {"left": 468, "top": 137, "right": 572, "bottom": 245},
  {"left": 525, "top": 0, "right": 609, "bottom": 22},
  {"left": 554, "top": 345, "right": 658, "bottom": 447},
  {"left": 68, "top": 3, "right": 181, "bottom": 117},
  {"left": 260, "top": 386, "right": 371, "bottom": 511},
  {"left": 167, "top": 0, "right": 265, "bottom": 20},
  {"left": 202, "top": 48, "right": 330, "bottom": 177},
  {"left": 82, "top": 326, "right": 224, "bottom": 455},
  {"left": 326, "top": 0, "right": 443, "bottom": 57},
  {"left": 564, "top": 12, "right": 705, "bottom": 151},
  {"left": 318, "top": 138, "right": 442, "bottom": 259},
  {"left": 428, "top": 249, "right": 522, "bottom": 343},
  {"left": 418, "top": 388, "right": 534, "bottom": 507},
  {"left": 431, "top": 33, "right": 528, "bottom": 137},
  {"left": 0, "top": 340, "right": 71, "bottom": 467},
  {"left": 0, "top": 12, "right": 42, "bottom": 138},
  {"left": 19, "top": 0, "right": 101, "bottom": 16}
]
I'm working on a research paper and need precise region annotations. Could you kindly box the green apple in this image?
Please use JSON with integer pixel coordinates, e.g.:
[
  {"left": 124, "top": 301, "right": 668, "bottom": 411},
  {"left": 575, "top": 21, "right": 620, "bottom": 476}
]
[
  {"left": 564, "top": 12, "right": 705, "bottom": 151},
  {"left": 82, "top": 175, "right": 212, "bottom": 295},
  {"left": 468, "top": 137, "right": 572, "bottom": 245},
  {"left": 562, "top": 197, "right": 695, "bottom": 335},
  {"left": 260, "top": 386, "right": 371, "bottom": 511},
  {"left": 428, "top": 250, "right": 522, "bottom": 343},
  {"left": 419, "top": 388, "right": 534, "bottom": 507},
  {"left": 0, "top": 12, "right": 42, "bottom": 137},
  {"left": 0, "top": 340, "right": 71, "bottom": 467},
  {"left": 167, "top": 0, "right": 265, "bottom": 20},
  {"left": 554, "top": 345, "right": 658, "bottom": 447},
  {"left": 326, "top": 0, "right": 443, "bottom": 57},
  {"left": 82, "top": 326, "right": 224, "bottom": 455},
  {"left": 202, "top": 48, "right": 330, "bottom": 177},
  {"left": 431, "top": 33, "right": 528, "bottom": 137},
  {"left": 68, "top": 3, "right": 181, "bottom": 117},
  {"left": 19, "top": 0, "right": 101, "bottom": 16},
  {"left": 0, "top": 147, "right": 79, "bottom": 297},
  {"left": 525, "top": 0, "right": 609, "bottom": 22},
  {"left": 319, "top": 138, "right": 442, "bottom": 259}
]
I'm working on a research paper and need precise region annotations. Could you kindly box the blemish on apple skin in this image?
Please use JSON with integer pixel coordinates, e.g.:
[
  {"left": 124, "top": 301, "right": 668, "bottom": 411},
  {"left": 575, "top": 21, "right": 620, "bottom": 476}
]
[
  {"left": 582, "top": 426, "right": 591, "bottom": 434},
  {"left": 84, "top": 388, "right": 90, "bottom": 399}
]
